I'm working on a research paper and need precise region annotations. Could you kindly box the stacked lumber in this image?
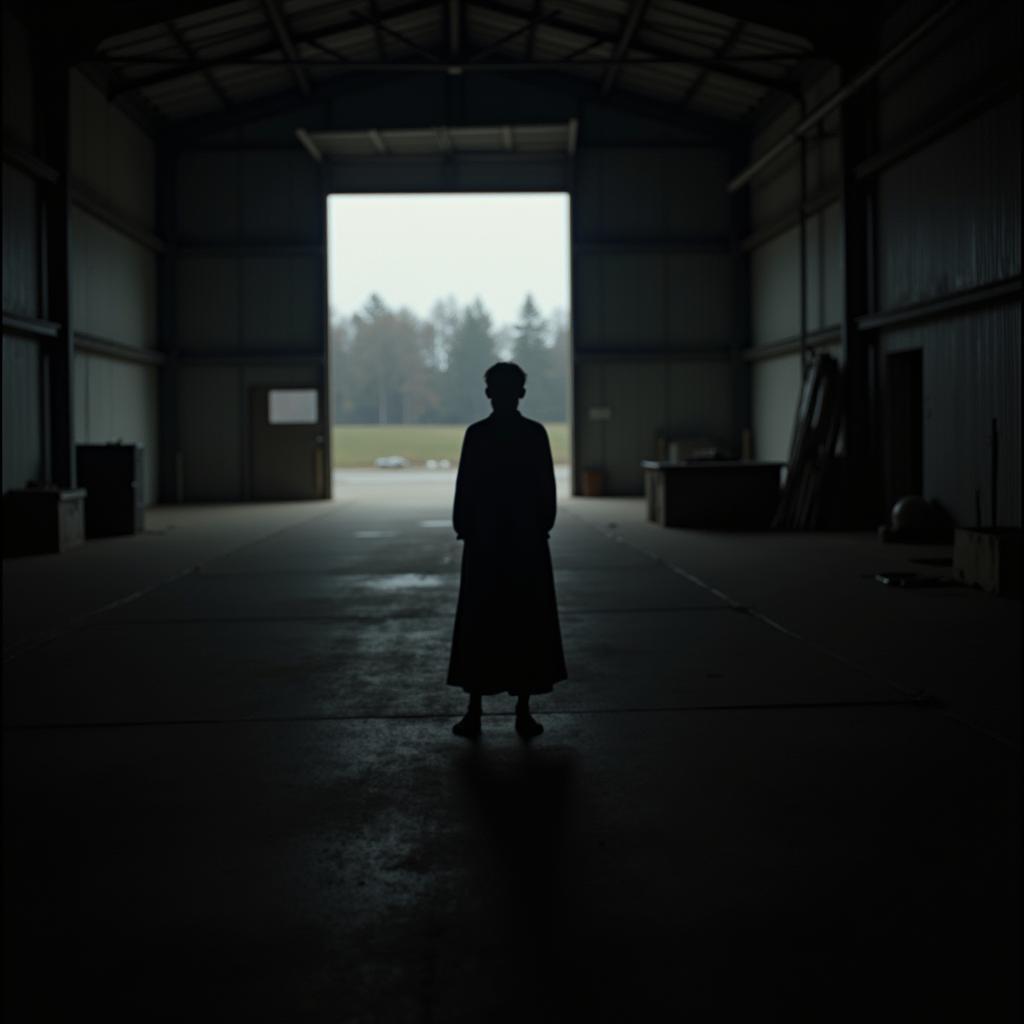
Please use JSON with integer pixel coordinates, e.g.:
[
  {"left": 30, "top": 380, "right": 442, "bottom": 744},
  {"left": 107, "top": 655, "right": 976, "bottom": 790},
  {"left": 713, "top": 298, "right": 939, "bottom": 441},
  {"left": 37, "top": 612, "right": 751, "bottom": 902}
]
[{"left": 773, "top": 353, "right": 843, "bottom": 530}]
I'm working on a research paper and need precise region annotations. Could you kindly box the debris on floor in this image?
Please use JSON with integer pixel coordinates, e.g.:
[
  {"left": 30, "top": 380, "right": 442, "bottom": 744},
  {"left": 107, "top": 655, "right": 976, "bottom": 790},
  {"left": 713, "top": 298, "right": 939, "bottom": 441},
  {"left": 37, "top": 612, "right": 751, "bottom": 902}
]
[{"left": 873, "top": 571, "right": 956, "bottom": 588}]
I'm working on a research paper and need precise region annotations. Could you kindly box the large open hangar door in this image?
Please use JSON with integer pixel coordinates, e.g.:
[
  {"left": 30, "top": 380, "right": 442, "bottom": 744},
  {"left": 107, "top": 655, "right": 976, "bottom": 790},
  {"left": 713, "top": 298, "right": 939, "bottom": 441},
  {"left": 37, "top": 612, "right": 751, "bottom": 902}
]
[{"left": 317, "top": 125, "right": 575, "bottom": 494}]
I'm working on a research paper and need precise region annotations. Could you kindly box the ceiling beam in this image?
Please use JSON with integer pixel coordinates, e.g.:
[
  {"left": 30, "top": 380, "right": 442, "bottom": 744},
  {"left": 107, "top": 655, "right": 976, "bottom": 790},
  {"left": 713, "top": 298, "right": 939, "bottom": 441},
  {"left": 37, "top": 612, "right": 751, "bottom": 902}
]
[
  {"left": 94, "top": 55, "right": 803, "bottom": 77},
  {"left": 102, "top": 32, "right": 798, "bottom": 102},
  {"left": 475, "top": 1, "right": 799, "bottom": 95},
  {"left": 295, "top": 127, "right": 323, "bottom": 161},
  {"left": 164, "top": 60, "right": 745, "bottom": 150},
  {"left": 448, "top": 0, "right": 461, "bottom": 60},
  {"left": 468, "top": 5, "right": 562, "bottom": 63},
  {"left": 678, "top": 19, "right": 745, "bottom": 111},
  {"left": 107, "top": 0, "right": 436, "bottom": 98},
  {"left": 353, "top": 9, "right": 440, "bottom": 62},
  {"left": 165, "top": 21, "right": 231, "bottom": 110},
  {"left": 260, "top": 0, "right": 311, "bottom": 95},
  {"left": 669, "top": 0, "right": 852, "bottom": 59},
  {"left": 526, "top": 0, "right": 543, "bottom": 60},
  {"left": 602, "top": 0, "right": 651, "bottom": 97},
  {"left": 367, "top": 0, "right": 387, "bottom": 62}
]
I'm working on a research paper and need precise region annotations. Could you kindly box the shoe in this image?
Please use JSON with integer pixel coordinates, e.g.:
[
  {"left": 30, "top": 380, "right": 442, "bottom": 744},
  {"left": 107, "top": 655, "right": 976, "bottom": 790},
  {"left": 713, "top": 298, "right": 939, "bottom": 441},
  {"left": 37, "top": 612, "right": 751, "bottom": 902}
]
[
  {"left": 515, "top": 714, "right": 543, "bottom": 738},
  {"left": 452, "top": 714, "right": 481, "bottom": 738}
]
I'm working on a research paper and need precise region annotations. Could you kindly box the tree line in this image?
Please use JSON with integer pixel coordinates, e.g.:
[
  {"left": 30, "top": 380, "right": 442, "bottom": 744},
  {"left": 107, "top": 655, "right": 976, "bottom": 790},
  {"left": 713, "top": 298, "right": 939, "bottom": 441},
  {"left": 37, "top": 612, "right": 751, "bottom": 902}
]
[{"left": 330, "top": 294, "right": 569, "bottom": 425}]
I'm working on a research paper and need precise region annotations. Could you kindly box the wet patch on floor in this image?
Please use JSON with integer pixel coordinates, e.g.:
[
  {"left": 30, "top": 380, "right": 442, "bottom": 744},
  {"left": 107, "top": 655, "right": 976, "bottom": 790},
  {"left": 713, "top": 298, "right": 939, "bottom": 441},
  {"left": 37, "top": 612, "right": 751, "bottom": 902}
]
[{"left": 360, "top": 574, "right": 447, "bottom": 591}]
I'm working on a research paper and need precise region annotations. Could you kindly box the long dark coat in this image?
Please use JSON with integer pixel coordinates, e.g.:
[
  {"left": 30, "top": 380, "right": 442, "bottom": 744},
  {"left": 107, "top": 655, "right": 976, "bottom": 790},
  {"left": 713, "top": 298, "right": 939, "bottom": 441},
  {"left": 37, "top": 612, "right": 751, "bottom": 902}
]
[{"left": 447, "top": 411, "right": 568, "bottom": 696}]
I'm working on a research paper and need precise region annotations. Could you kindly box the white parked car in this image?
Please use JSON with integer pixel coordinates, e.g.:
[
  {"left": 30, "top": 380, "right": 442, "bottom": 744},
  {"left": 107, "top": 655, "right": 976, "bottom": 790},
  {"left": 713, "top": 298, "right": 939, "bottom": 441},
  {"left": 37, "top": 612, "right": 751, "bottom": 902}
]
[{"left": 374, "top": 455, "right": 409, "bottom": 469}]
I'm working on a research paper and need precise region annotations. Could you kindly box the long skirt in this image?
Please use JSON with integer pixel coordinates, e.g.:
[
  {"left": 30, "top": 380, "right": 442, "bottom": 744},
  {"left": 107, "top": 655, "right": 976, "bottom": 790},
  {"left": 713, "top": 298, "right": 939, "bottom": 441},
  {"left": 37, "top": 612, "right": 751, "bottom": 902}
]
[{"left": 447, "top": 537, "right": 567, "bottom": 696}]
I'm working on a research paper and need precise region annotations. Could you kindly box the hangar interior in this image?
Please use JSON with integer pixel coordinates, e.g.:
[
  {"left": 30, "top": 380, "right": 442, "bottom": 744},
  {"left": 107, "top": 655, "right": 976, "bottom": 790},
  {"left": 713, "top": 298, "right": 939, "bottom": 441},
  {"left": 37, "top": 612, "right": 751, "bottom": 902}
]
[{"left": 2, "top": 0, "right": 1020, "bottom": 1020}]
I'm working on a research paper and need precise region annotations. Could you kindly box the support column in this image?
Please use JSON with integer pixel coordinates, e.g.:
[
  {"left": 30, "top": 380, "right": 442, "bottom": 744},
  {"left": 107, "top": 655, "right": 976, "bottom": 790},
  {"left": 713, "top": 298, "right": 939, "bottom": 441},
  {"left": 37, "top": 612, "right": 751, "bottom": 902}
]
[
  {"left": 39, "top": 62, "right": 74, "bottom": 488},
  {"left": 839, "top": 84, "right": 879, "bottom": 526},
  {"left": 156, "top": 141, "right": 181, "bottom": 502}
]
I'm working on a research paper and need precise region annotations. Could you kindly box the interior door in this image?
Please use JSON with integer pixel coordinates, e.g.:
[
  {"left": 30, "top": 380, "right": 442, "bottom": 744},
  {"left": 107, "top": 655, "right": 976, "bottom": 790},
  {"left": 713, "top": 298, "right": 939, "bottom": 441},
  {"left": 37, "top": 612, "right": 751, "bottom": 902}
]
[
  {"left": 884, "top": 350, "right": 923, "bottom": 507},
  {"left": 249, "top": 387, "right": 325, "bottom": 499}
]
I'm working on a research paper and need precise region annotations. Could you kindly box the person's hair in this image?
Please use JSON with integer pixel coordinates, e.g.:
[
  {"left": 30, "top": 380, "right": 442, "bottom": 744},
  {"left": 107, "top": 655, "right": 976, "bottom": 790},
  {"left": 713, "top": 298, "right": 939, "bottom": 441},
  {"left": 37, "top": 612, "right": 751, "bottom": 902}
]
[{"left": 484, "top": 362, "right": 527, "bottom": 392}]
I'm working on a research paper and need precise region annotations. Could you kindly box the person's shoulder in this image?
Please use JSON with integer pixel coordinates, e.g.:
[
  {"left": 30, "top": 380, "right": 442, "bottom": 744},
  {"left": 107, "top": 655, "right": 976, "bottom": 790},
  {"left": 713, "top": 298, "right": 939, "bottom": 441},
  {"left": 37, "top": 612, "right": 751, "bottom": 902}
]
[
  {"left": 519, "top": 415, "right": 549, "bottom": 438},
  {"left": 517, "top": 414, "right": 546, "bottom": 431}
]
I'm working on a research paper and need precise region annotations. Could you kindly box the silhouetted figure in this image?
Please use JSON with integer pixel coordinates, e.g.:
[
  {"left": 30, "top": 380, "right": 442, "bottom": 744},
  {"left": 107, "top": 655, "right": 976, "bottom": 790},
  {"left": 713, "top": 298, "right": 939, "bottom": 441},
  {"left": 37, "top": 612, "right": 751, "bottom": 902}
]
[{"left": 448, "top": 362, "right": 567, "bottom": 738}]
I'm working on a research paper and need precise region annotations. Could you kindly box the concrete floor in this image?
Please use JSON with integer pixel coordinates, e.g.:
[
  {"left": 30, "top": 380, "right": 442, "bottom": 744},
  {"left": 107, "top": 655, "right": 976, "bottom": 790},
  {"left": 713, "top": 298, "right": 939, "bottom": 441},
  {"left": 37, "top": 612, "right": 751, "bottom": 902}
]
[{"left": 3, "top": 475, "right": 1020, "bottom": 1021}]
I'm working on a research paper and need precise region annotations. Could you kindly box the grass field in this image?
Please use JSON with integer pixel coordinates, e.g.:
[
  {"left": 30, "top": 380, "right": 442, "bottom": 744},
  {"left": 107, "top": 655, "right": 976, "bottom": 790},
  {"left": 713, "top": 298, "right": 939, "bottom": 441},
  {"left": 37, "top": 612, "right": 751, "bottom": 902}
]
[{"left": 331, "top": 422, "right": 569, "bottom": 467}]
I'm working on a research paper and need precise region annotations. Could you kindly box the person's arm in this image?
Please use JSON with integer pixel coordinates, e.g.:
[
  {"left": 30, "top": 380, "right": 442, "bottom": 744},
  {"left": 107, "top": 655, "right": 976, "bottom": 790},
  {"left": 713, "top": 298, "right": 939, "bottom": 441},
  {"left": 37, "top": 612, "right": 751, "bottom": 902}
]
[
  {"left": 538, "top": 425, "right": 557, "bottom": 536},
  {"left": 452, "top": 427, "right": 475, "bottom": 540}
]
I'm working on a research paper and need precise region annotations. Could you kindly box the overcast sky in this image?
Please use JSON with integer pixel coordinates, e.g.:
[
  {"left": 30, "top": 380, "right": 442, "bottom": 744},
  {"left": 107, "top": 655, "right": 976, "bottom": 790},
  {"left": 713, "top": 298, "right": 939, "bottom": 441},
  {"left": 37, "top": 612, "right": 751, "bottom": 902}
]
[{"left": 327, "top": 193, "right": 571, "bottom": 328}]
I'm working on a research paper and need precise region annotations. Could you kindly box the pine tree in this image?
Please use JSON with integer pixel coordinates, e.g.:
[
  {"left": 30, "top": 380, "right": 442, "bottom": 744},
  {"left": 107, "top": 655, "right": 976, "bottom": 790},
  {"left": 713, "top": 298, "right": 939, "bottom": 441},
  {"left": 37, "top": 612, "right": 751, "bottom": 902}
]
[
  {"left": 442, "top": 299, "right": 497, "bottom": 423},
  {"left": 512, "top": 294, "right": 558, "bottom": 420}
]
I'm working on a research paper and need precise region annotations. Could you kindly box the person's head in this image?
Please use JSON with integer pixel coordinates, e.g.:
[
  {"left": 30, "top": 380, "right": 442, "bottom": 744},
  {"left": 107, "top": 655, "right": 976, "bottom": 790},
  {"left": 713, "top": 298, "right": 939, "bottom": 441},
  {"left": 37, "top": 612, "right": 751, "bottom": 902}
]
[{"left": 484, "top": 362, "right": 527, "bottom": 413}]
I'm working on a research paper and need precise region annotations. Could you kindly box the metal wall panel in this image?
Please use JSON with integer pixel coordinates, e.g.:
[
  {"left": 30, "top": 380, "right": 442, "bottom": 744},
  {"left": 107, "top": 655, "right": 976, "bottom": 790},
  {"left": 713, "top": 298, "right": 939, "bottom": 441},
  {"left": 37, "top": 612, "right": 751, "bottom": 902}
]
[
  {"left": 2, "top": 8, "right": 35, "bottom": 146},
  {"left": 571, "top": 138, "right": 740, "bottom": 492},
  {"left": 575, "top": 148, "right": 732, "bottom": 236},
  {"left": 241, "top": 153, "right": 320, "bottom": 239},
  {"left": 750, "top": 226, "right": 800, "bottom": 345},
  {"left": 667, "top": 361, "right": 735, "bottom": 442},
  {"left": 588, "top": 252, "right": 666, "bottom": 348},
  {"left": 604, "top": 362, "right": 672, "bottom": 494},
  {"left": 882, "top": 303, "right": 1021, "bottom": 528},
  {"left": 750, "top": 102, "right": 799, "bottom": 156},
  {"left": 574, "top": 362, "right": 607, "bottom": 477},
  {"left": 876, "top": 96, "right": 1020, "bottom": 309},
  {"left": 821, "top": 201, "right": 842, "bottom": 327},
  {"left": 805, "top": 130, "right": 840, "bottom": 198},
  {"left": 802, "top": 204, "right": 842, "bottom": 334},
  {"left": 178, "top": 365, "right": 244, "bottom": 500},
  {"left": 663, "top": 149, "right": 733, "bottom": 236},
  {"left": 586, "top": 150, "right": 666, "bottom": 237},
  {"left": 175, "top": 141, "right": 327, "bottom": 498},
  {"left": 177, "top": 153, "right": 242, "bottom": 238},
  {"left": 2, "top": 334, "right": 43, "bottom": 491},
  {"left": 752, "top": 353, "right": 802, "bottom": 463},
  {"left": 70, "top": 71, "right": 155, "bottom": 228},
  {"left": 74, "top": 353, "right": 160, "bottom": 505},
  {"left": 1, "top": 166, "right": 40, "bottom": 318},
  {"left": 71, "top": 209, "right": 157, "bottom": 347},
  {"left": 750, "top": 150, "right": 800, "bottom": 229},
  {"left": 876, "top": 1, "right": 1020, "bottom": 149},
  {"left": 574, "top": 359, "right": 734, "bottom": 494},
  {"left": 576, "top": 250, "right": 736, "bottom": 352},
  {"left": 667, "top": 252, "right": 737, "bottom": 347},
  {"left": 803, "top": 212, "right": 823, "bottom": 333},
  {"left": 176, "top": 257, "right": 241, "bottom": 350},
  {"left": 240, "top": 256, "right": 322, "bottom": 350}
]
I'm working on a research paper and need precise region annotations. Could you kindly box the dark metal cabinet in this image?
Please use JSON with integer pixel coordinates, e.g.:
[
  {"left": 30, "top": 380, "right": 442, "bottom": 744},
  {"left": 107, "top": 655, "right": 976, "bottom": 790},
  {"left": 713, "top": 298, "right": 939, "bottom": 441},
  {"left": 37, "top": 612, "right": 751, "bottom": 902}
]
[{"left": 76, "top": 444, "right": 144, "bottom": 537}]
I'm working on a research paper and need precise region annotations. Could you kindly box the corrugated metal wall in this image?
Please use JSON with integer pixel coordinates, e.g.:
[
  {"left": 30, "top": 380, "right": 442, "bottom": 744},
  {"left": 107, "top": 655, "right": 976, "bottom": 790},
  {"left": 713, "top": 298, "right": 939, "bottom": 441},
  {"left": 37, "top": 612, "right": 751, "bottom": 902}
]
[
  {"left": 872, "top": 0, "right": 1021, "bottom": 526},
  {"left": 875, "top": 98, "right": 1019, "bottom": 309},
  {"left": 747, "top": 68, "right": 843, "bottom": 466},
  {"left": 745, "top": 0, "right": 1019, "bottom": 526},
  {"left": 173, "top": 149, "right": 325, "bottom": 500},
  {"left": 69, "top": 71, "right": 161, "bottom": 505},
  {"left": 2, "top": 9, "right": 44, "bottom": 493},
  {"left": 3, "top": 14, "right": 161, "bottom": 506},
  {"left": 572, "top": 142, "right": 740, "bottom": 494}
]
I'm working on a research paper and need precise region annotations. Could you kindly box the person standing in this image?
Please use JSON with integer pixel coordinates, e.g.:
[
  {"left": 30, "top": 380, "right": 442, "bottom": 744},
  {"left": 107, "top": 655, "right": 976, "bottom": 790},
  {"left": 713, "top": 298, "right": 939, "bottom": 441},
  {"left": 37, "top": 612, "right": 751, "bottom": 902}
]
[{"left": 447, "top": 362, "right": 567, "bottom": 738}]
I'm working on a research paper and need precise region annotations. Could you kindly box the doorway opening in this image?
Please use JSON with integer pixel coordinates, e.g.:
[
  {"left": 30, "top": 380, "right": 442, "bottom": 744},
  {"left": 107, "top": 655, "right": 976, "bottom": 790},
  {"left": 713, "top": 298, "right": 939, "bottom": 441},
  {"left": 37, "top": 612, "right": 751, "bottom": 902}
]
[
  {"left": 325, "top": 193, "right": 572, "bottom": 498},
  {"left": 885, "top": 348, "right": 924, "bottom": 506}
]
